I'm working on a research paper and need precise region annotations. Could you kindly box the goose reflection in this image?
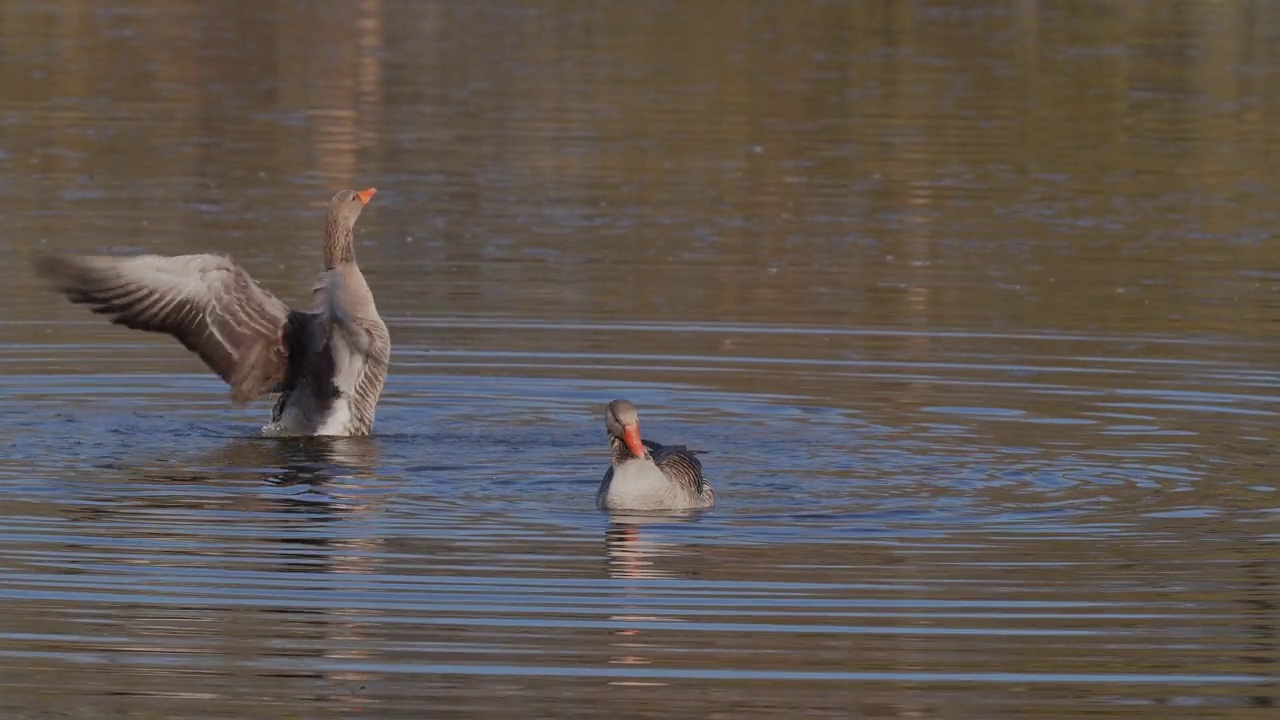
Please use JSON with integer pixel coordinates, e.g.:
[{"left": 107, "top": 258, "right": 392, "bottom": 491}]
[
  {"left": 52, "top": 432, "right": 391, "bottom": 702},
  {"left": 603, "top": 512, "right": 709, "bottom": 686},
  {"left": 254, "top": 436, "right": 383, "bottom": 493},
  {"left": 140, "top": 435, "right": 385, "bottom": 508},
  {"left": 604, "top": 512, "right": 708, "bottom": 580},
  {"left": 62, "top": 433, "right": 386, "bottom": 523}
]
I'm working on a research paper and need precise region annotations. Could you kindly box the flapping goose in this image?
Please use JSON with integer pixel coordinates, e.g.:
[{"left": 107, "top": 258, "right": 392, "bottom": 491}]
[
  {"left": 597, "top": 399, "right": 715, "bottom": 511},
  {"left": 35, "top": 188, "right": 391, "bottom": 437}
]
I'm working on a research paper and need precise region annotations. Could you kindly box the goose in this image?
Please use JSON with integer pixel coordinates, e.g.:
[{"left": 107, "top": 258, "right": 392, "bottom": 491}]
[
  {"left": 597, "top": 399, "right": 715, "bottom": 511},
  {"left": 35, "top": 188, "right": 390, "bottom": 437}
]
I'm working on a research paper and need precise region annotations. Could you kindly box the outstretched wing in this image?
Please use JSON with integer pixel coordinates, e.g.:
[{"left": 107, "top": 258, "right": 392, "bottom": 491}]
[{"left": 36, "top": 253, "right": 293, "bottom": 402}]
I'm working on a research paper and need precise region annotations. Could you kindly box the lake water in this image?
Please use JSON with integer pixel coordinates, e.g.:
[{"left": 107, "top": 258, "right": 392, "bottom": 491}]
[{"left": 1, "top": 0, "right": 1278, "bottom": 717}]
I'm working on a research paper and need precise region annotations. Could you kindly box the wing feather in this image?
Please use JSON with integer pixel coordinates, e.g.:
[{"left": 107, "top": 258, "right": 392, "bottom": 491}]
[
  {"left": 647, "top": 440, "right": 710, "bottom": 495},
  {"left": 346, "top": 318, "right": 391, "bottom": 434},
  {"left": 37, "top": 253, "right": 293, "bottom": 401}
]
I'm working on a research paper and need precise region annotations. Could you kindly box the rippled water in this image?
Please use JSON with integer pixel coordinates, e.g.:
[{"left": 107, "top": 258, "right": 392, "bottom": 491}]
[{"left": 2, "top": 0, "right": 1279, "bottom": 718}]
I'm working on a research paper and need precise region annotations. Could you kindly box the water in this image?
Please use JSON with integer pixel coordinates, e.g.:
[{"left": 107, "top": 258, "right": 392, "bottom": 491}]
[{"left": 1, "top": 0, "right": 1278, "bottom": 717}]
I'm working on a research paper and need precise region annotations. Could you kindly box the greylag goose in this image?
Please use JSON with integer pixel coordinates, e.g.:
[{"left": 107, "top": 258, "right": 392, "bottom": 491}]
[
  {"left": 597, "top": 399, "right": 715, "bottom": 511},
  {"left": 35, "top": 188, "right": 390, "bottom": 437}
]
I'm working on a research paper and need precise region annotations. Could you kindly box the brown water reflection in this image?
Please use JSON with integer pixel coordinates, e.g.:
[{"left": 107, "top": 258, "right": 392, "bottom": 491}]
[{"left": 0, "top": 0, "right": 1278, "bottom": 718}]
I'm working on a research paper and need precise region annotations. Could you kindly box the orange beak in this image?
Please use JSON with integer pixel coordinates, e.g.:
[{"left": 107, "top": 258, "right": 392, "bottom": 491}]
[
  {"left": 622, "top": 424, "right": 646, "bottom": 459},
  {"left": 355, "top": 187, "right": 377, "bottom": 205}
]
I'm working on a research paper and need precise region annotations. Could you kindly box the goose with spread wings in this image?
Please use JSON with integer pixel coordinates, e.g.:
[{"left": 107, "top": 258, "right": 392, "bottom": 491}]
[
  {"left": 597, "top": 399, "right": 715, "bottom": 511},
  {"left": 35, "top": 188, "right": 391, "bottom": 437}
]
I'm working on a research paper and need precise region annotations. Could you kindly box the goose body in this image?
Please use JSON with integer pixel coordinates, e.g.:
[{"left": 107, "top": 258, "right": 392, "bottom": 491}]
[
  {"left": 264, "top": 262, "right": 389, "bottom": 436},
  {"left": 37, "top": 188, "right": 389, "bottom": 437},
  {"left": 597, "top": 399, "right": 714, "bottom": 511}
]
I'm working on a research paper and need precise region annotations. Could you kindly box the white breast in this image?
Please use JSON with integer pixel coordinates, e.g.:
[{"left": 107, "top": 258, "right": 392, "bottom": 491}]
[
  {"left": 261, "top": 334, "right": 367, "bottom": 437},
  {"left": 314, "top": 399, "right": 353, "bottom": 435},
  {"left": 312, "top": 331, "right": 366, "bottom": 435},
  {"left": 601, "top": 458, "right": 681, "bottom": 511}
]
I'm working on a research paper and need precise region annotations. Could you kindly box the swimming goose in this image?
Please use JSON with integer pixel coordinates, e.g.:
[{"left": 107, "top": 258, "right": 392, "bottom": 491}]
[
  {"left": 597, "top": 399, "right": 715, "bottom": 511},
  {"left": 35, "top": 188, "right": 391, "bottom": 437}
]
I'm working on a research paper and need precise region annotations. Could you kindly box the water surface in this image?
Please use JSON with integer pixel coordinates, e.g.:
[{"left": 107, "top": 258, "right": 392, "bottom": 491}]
[{"left": 1, "top": 1, "right": 1278, "bottom": 718}]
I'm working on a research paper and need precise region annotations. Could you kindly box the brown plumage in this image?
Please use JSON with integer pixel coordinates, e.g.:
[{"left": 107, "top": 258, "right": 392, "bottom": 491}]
[
  {"left": 35, "top": 188, "right": 390, "bottom": 436},
  {"left": 36, "top": 253, "right": 293, "bottom": 402}
]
